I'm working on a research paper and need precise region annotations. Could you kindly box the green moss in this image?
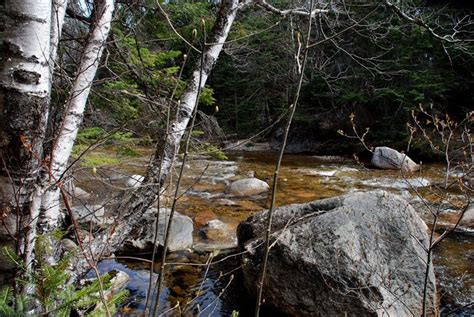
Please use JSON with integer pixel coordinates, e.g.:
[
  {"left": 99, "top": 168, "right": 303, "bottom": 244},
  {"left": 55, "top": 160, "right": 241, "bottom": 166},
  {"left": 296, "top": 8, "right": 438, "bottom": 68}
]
[
  {"left": 80, "top": 152, "right": 121, "bottom": 167},
  {"left": 72, "top": 144, "right": 89, "bottom": 157},
  {"left": 76, "top": 127, "right": 105, "bottom": 144},
  {"left": 192, "top": 130, "right": 205, "bottom": 137},
  {"left": 116, "top": 145, "right": 141, "bottom": 157},
  {"left": 205, "top": 144, "right": 228, "bottom": 160},
  {"left": 110, "top": 131, "right": 134, "bottom": 142}
]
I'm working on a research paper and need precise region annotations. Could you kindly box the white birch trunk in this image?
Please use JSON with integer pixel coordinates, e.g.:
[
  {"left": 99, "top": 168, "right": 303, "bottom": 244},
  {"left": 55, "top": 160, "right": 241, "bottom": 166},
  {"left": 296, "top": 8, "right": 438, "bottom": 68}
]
[
  {"left": 71, "top": 0, "right": 240, "bottom": 279},
  {"left": 23, "top": 0, "right": 70, "bottom": 272},
  {"left": 155, "top": 0, "right": 240, "bottom": 186},
  {"left": 0, "top": 0, "right": 52, "bottom": 277},
  {"left": 39, "top": 0, "right": 115, "bottom": 233}
]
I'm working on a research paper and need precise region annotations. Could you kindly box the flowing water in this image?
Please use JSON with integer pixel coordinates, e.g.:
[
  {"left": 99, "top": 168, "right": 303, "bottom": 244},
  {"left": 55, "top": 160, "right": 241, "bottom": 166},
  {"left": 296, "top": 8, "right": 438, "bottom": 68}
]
[{"left": 78, "top": 151, "right": 473, "bottom": 316}]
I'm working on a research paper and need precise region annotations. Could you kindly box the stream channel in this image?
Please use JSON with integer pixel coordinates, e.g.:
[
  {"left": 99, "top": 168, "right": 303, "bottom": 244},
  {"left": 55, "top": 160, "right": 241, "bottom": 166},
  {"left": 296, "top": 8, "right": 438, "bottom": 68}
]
[{"left": 77, "top": 151, "right": 473, "bottom": 316}]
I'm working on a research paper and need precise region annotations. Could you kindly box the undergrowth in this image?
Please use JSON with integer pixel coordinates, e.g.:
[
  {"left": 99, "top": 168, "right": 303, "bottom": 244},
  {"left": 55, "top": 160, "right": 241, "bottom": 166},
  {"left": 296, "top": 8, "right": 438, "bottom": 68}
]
[{"left": 0, "top": 234, "right": 128, "bottom": 316}]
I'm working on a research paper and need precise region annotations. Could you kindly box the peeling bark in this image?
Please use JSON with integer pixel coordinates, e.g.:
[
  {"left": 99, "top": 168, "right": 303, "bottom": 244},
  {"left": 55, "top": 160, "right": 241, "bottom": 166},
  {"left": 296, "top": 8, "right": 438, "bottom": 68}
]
[{"left": 0, "top": 0, "right": 52, "bottom": 278}]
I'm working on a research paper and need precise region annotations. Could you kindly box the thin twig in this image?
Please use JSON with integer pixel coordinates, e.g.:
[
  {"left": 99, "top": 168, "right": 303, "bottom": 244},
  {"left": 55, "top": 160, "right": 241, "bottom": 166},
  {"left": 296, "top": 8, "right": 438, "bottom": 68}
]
[
  {"left": 151, "top": 22, "right": 207, "bottom": 316},
  {"left": 254, "top": 0, "right": 315, "bottom": 315}
]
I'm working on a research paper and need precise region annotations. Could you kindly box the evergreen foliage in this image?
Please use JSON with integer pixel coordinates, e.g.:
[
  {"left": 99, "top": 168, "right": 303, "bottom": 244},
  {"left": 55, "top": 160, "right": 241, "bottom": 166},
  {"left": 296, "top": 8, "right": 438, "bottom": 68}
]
[{"left": 0, "top": 236, "right": 128, "bottom": 316}]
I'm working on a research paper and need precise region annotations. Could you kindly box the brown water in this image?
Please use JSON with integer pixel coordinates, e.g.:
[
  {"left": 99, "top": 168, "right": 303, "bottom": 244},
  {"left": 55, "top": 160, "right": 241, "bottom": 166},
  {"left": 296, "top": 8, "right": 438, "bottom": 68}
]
[{"left": 77, "top": 151, "right": 473, "bottom": 316}]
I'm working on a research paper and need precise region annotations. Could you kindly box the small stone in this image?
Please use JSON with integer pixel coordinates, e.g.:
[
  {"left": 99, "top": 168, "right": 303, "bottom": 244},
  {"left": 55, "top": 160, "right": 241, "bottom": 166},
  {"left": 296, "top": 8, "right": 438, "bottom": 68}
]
[
  {"left": 246, "top": 171, "right": 256, "bottom": 178},
  {"left": 61, "top": 238, "right": 78, "bottom": 251},
  {"left": 125, "top": 208, "right": 193, "bottom": 252},
  {"left": 460, "top": 205, "right": 474, "bottom": 226},
  {"left": 199, "top": 219, "right": 237, "bottom": 247},
  {"left": 216, "top": 198, "right": 238, "bottom": 206},
  {"left": 75, "top": 229, "right": 93, "bottom": 244},
  {"left": 126, "top": 174, "right": 144, "bottom": 188},
  {"left": 73, "top": 186, "right": 91, "bottom": 200},
  {"left": 225, "top": 178, "right": 269, "bottom": 197},
  {"left": 70, "top": 205, "right": 113, "bottom": 228}
]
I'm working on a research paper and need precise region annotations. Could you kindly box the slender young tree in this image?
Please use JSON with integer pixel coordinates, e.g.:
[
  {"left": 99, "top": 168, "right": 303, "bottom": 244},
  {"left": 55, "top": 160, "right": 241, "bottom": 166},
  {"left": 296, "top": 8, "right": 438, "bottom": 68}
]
[{"left": 40, "top": 0, "right": 115, "bottom": 234}]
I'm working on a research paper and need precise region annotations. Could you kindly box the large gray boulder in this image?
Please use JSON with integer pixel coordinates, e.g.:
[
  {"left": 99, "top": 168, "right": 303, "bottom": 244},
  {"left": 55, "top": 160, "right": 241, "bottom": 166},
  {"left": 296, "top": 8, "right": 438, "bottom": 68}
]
[
  {"left": 371, "top": 146, "right": 420, "bottom": 172},
  {"left": 126, "top": 208, "right": 193, "bottom": 252},
  {"left": 225, "top": 178, "right": 269, "bottom": 197},
  {"left": 237, "top": 191, "right": 437, "bottom": 316}
]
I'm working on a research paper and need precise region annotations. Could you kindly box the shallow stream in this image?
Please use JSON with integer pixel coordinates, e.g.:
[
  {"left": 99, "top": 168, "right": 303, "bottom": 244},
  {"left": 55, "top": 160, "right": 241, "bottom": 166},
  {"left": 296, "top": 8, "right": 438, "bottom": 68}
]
[{"left": 78, "top": 151, "right": 473, "bottom": 316}]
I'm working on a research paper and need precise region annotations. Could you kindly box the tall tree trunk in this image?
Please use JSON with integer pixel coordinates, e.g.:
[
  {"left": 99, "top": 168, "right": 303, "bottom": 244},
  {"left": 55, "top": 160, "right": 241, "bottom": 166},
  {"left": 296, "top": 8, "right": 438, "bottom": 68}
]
[
  {"left": 23, "top": 0, "right": 70, "bottom": 270},
  {"left": 71, "top": 0, "right": 240, "bottom": 278},
  {"left": 40, "top": 0, "right": 114, "bottom": 234},
  {"left": 0, "top": 0, "right": 52, "bottom": 280},
  {"left": 154, "top": 0, "right": 240, "bottom": 187}
]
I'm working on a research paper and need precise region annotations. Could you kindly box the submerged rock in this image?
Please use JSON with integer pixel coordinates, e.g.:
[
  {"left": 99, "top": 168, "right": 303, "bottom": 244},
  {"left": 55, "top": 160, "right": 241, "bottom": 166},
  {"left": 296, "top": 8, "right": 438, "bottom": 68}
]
[
  {"left": 61, "top": 238, "right": 78, "bottom": 252},
  {"left": 72, "top": 186, "right": 91, "bottom": 201},
  {"left": 359, "top": 177, "right": 431, "bottom": 189},
  {"left": 371, "top": 146, "right": 420, "bottom": 172},
  {"left": 312, "top": 155, "right": 352, "bottom": 163},
  {"left": 436, "top": 205, "right": 474, "bottom": 235},
  {"left": 215, "top": 198, "right": 238, "bottom": 206},
  {"left": 460, "top": 205, "right": 474, "bottom": 228},
  {"left": 125, "top": 208, "right": 193, "bottom": 252},
  {"left": 225, "top": 178, "right": 269, "bottom": 197},
  {"left": 298, "top": 168, "right": 338, "bottom": 177},
  {"left": 193, "top": 219, "right": 239, "bottom": 251},
  {"left": 238, "top": 191, "right": 437, "bottom": 316}
]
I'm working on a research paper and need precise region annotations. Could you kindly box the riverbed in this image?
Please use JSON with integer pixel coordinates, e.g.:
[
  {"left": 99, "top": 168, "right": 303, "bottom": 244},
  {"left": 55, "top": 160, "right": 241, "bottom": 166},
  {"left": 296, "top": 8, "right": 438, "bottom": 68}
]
[{"left": 77, "top": 151, "right": 473, "bottom": 316}]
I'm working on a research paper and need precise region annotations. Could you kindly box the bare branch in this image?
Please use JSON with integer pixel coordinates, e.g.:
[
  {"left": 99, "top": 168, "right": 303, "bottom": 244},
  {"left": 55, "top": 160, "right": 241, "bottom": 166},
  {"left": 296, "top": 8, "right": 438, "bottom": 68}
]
[
  {"left": 385, "top": 0, "right": 474, "bottom": 43},
  {"left": 256, "top": 0, "right": 328, "bottom": 17}
]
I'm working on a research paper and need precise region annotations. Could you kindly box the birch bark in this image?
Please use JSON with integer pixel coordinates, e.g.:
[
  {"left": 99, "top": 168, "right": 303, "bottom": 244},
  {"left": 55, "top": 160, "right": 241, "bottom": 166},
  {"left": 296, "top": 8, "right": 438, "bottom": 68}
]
[
  {"left": 40, "top": 0, "right": 115, "bottom": 233},
  {"left": 0, "top": 0, "right": 52, "bottom": 276},
  {"left": 24, "top": 0, "right": 69, "bottom": 270}
]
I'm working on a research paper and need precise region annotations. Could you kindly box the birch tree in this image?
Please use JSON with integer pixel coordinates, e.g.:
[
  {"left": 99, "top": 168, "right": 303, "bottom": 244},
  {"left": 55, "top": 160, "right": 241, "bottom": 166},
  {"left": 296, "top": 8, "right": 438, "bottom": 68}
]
[
  {"left": 71, "top": 0, "right": 242, "bottom": 277},
  {"left": 69, "top": 0, "right": 328, "bottom": 279},
  {"left": 0, "top": 0, "right": 52, "bottom": 279},
  {"left": 40, "top": 0, "right": 114, "bottom": 234},
  {"left": 51, "top": 0, "right": 68, "bottom": 65},
  {"left": 0, "top": 0, "right": 115, "bottom": 282}
]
